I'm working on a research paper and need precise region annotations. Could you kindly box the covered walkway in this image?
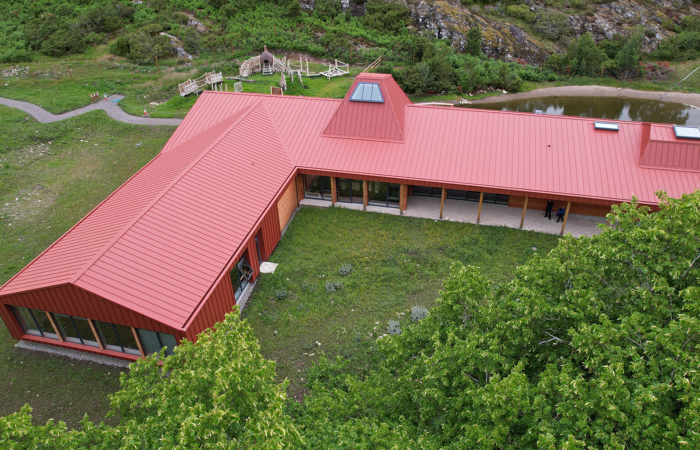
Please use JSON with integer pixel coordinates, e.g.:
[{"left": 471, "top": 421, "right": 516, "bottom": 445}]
[{"left": 299, "top": 196, "right": 606, "bottom": 238}]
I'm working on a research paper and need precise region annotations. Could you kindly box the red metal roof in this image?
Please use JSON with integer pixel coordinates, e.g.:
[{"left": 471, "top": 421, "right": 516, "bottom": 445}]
[{"left": 3, "top": 75, "right": 700, "bottom": 330}]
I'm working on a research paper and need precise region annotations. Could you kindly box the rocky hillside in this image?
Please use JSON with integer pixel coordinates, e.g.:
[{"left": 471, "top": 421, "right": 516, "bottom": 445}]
[{"left": 303, "top": 0, "right": 700, "bottom": 64}]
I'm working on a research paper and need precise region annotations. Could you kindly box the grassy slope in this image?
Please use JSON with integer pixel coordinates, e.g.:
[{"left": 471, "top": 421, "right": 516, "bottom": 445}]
[
  {"left": 0, "top": 105, "right": 175, "bottom": 427},
  {"left": 243, "top": 206, "right": 561, "bottom": 400}
]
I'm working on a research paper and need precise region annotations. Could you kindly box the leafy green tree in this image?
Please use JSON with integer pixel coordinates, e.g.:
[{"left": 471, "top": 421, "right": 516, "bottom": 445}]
[
  {"left": 567, "top": 32, "right": 608, "bottom": 76},
  {"left": 613, "top": 32, "right": 643, "bottom": 80},
  {"left": 0, "top": 309, "right": 302, "bottom": 449},
  {"left": 182, "top": 26, "right": 201, "bottom": 55},
  {"left": 466, "top": 25, "right": 482, "bottom": 57},
  {"left": 296, "top": 191, "right": 700, "bottom": 448}
]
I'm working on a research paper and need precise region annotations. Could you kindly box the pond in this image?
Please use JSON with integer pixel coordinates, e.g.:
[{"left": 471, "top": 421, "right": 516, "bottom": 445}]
[{"left": 463, "top": 96, "right": 700, "bottom": 126}]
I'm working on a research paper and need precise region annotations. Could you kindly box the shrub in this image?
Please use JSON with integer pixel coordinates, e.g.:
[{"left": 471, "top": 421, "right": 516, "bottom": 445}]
[
  {"left": 339, "top": 264, "right": 353, "bottom": 276},
  {"left": 506, "top": 4, "right": 534, "bottom": 22},
  {"left": 275, "top": 289, "right": 290, "bottom": 300},
  {"left": 0, "top": 49, "right": 32, "bottom": 64},
  {"left": 662, "top": 19, "right": 680, "bottom": 32},
  {"left": 109, "top": 35, "right": 131, "bottom": 57},
  {"left": 681, "top": 15, "right": 700, "bottom": 32},
  {"left": 410, "top": 305, "right": 428, "bottom": 322},
  {"left": 387, "top": 320, "right": 401, "bottom": 335},
  {"left": 363, "top": 0, "right": 412, "bottom": 33},
  {"left": 314, "top": 0, "right": 342, "bottom": 21},
  {"left": 139, "top": 24, "right": 164, "bottom": 36},
  {"left": 301, "top": 281, "right": 317, "bottom": 292},
  {"left": 84, "top": 32, "right": 105, "bottom": 46},
  {"left": 644, "top": 27, "right": 657, "bottom": 38},
  {"left": 41, "top": 29, "right": 85, "bottom": 57},
  {"left": 182, "top": 27, "right": 201, "bottom": 55},
  {"left": 325, "top": 281, "right": 343, "bottom": 293},
  {"left": 533, "top": 9, "right": 570, "bottom": 40}
]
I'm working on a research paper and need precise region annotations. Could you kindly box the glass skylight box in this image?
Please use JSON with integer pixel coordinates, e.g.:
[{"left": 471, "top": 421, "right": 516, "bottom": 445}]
[
  {"left": 594, "top": 122, "right": 619, "bottom": 131},
  {"left": 673, "top": 125, "right": 700, "bottom": 140},
  {"left": 350, "top": 82, "right": 384, "bottom": 103}
]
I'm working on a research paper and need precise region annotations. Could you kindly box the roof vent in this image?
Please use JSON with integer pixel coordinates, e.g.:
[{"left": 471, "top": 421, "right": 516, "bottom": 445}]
[
  {"left": 673, "top": 125, "right": 700, "bottom": 140},
  {"left": 535, "top": 110, "right": 543, "bottom": 115},
  {"left": 350, "top": 82, "right": 384, "bottom": 103},
  {"left": 594, "top": 121, "right": 619, "bottom": 131}
]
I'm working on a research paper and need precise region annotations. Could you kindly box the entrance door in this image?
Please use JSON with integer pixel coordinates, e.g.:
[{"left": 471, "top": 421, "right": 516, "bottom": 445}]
[
  {"left": 255, "top": 234, "right": 262, "bottom": 266},
  {"left": 232, "top": 256, "right": 253, "bottom": 299}
]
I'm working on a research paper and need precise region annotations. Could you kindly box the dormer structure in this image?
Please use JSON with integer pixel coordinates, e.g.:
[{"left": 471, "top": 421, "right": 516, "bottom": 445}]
[
  {"left": 322, "top": 73, "right": 411, "bottom": 142},
  {"left": 640, "top": 123, "right": 700, "bottom": 172}
]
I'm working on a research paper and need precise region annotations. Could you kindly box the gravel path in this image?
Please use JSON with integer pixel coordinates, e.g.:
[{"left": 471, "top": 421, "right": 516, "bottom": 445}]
[
  {"left": 467, "top": 85, "right": 700, "bottom": 108},
  {"left": 0, "top": 95, "right": 182, "bottom": 126}
]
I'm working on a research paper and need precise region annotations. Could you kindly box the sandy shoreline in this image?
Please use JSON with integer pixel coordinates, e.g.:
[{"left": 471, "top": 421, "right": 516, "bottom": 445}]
[{"left": 465, "top": 85, "right": 700, "bottom": 109}]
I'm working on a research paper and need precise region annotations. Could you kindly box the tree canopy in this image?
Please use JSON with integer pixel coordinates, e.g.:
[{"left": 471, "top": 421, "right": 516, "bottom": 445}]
[{"left": 293, "top": 191, "right": 700, "bottom": 448}]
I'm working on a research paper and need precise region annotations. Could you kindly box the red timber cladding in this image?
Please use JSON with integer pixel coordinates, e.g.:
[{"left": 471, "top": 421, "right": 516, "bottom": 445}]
[
  {"left": 183, "top": 199, "right": 283, "bottom": 342},
  {"left": 295, "top": 174, "right": 305, "bottom": 204},
  {"left": 508, "top": 196, "right": 613, "bottom": 217},
  {"left": 277, "top": 178, "right": 299, "bottom": 231},
  {"left": 0, "top": 284, "right": 183, "bottom": 359}
]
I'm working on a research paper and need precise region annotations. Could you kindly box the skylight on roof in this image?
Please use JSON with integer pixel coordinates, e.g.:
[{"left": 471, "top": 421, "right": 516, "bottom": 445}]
[
  {"left": 673, "top": 125, "right": 700, "bottom": 140},
  {"left": 594, "top": 121, "right": 619, "bottom": 131},
  {"left": 350, "top": 82, "right": 384, "bottom": 103}
]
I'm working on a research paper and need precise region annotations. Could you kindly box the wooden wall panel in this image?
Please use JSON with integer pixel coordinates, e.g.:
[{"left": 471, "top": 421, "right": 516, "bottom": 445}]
[
  {"left": 0, "top": 285, "right": 179, "bottom": 340},
  {"left": 508, "top": 196, "right": 613, "bottom": 217},
  {"left": 295, "top": 174, "right": 304, "bottom": 204},
  {"left": 277, "top": 179, "right": 299, "bottom": 231}
]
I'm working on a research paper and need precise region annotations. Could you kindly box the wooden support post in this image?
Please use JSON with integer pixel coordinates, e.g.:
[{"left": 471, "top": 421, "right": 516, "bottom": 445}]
[
  {"left": 155, "top": 56, "right": 159, "bottom": 73},
  {"left": 399, "top": 184, "right": 408, "bottom": 215},
  {"left": 131, "top": 326, "right": 146, "bottom": 358},
  {"left": 477, "top": 192, "right": 484, "bottom": 224},
  {"left": 30, "top": 69, "right": 36, "bottom": 84},
  {"left": 519, "top": 196, "right": 528, "bottom": 229},
  {"left": 331, "top": 177, "right": 337, "bottom": 205},
  {"left": 439, "top": 188, "right": 446, "bottom": 219},
  {"left": 68, "top": 67, "right": 73, "bottom": 81},
  {"left": 362, "top": 180, "right": 368, "bottom": 211},
  {"left": 45, "top": 312, "right": 64, "bottom": 342},
  {"left": 560, "top": 201, "right": 571, "bottom": 235},
  {"left": 130, "top": 63, "right": 133, "bottom": 75},
  {"left": 87, "top": 319, "right": 104, "bottom": 350}
]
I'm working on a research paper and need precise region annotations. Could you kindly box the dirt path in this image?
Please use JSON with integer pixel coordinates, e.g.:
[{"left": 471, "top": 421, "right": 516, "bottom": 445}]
[
  {"left": 0, "top": 95, "right": 182, "bottom": 126},
  {"left": 467, "top": 85, "right": 700, "bottom": 108}
]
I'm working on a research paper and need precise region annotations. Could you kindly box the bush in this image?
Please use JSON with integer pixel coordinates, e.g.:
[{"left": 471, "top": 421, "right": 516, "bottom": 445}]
[
  {"left": 387, "top": 320, "right": 401, "bottom": 335},
  {"left": 182, "top": 27, "right": 201, "bottom": 55},
  {"left": 506, "top": 4, "right": 534, "bottom": 22},
  {"left": 410, "top": 305, "right": 428, "bottom": 322},
  {"left": 681, "top": 15, "right": 700, "bottom": 32},
  {"left": 0, "top": 49, "right": 32, "bottom": 64},
  {"left": 301, "top": 281, "right": 318, "bottom": 292},
  {"left": 339, "top": 264, "right": 353, "bottom": 276},
  {"left": 84, "top": 32, "right": 105, "bottom": 46},
  {"left": 533, "top": 9, "right": 570, "bottom": 40},
  {"left": 644, "top": 27, "right": 657, "bottom": 38},
  {"left": 314, "top": 0, "right": 342, "bottom": 21},
  {"left": 109, "top": 35, "right": 130, "bottom": 57},
  {"left": 466, "top": 25, "right": 482, "bottom": 56},
  {"left": 275, "top": 289, "right": 290, "bottom": 300},
  {"left": 363, "top": 0, "right": 412, "bottom": 33},
  {"left": 325, "top": 281, "right": 343, "bottom": 293},
  {"left": 662, "top": 18, "right": 680, "bottom": 32},
  {"left": 41, "top": 29, "right": 85, "bottom": 57}
]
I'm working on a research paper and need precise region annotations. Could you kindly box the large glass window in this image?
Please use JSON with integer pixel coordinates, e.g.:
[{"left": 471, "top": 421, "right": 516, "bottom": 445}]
[
  {"left": 349, "top": 82, "right": 384, "bottom": 103},
  {"left": 137, "top": 329, "right": 177, "bottom": 356},
  {"left": 95, "top": 321, "right": 141, "bottom": 356},
  {"left": 12, "top": 306, "right": 58, "bottom": 339},
  {"left": 412, "top": 186, "right": 442, "bottom": 197},
  {"left": 337, "top": 178, "right": 363, "bottom": 204},
  {"left": 54, "top": 314, "right": 100, "bottom": 347},
  {"left": 368, "top": 181, "right": 400, "bottom": 208},
  {"left": 447, "top": 189, "right": 509, "bottom": 205},
  {"left": 303, "top": 175, "right": 332, "bottom": 201}
]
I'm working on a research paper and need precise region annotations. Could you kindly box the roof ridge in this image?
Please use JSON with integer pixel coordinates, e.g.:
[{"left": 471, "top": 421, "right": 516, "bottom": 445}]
[
  {"left": 69, "top": 100, "right": 261, "bottom": 286},
  {"left": 181, "top": 103, "right": 296, "bottom": 330},
  {"left": 383, "top": 79, "right": 405, "bottom": 140}
]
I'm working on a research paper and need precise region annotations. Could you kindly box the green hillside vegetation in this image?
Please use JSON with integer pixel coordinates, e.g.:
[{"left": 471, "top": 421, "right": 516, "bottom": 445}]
[{"left": 1, "top": 0, "right": 699, "bottom": 114}]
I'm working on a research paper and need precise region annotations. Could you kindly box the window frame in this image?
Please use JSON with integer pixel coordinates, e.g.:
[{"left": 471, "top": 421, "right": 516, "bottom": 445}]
[{"left": 349, "top": 82, "right": 384, "bottom": 103}]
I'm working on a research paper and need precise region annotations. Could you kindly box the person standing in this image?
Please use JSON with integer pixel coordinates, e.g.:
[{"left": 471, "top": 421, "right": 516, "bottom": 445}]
[
  {"left": 545, "top": 200, "right": 554, "bottom": 220},
  {"left": 556, "top": 206, "right": 566, "bottom": 222}
]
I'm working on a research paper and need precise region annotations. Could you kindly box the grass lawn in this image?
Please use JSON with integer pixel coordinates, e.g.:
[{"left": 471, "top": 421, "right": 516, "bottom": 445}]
[
  {"left": 0, "top": 104, "right": 175, "bottom": 427},
  {"left": 243, "top": 206, "right": 561, "bottom": 400}
]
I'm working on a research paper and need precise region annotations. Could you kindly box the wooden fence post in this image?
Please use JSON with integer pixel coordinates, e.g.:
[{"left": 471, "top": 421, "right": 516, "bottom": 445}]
[
  {"left": 362, "top": 180, "right": 368, "bottom": 211},
  {"left": 155, "top": 56, "right": 159, "bottom": 73},
  {"left": 30, "top": 68, "right": 36, "bottom": 84},
  {"left": 68, "top": 67, "right": 73, "bottom": 82},
  {"left": 99, "top": 63, "right": 103, "bottom": 78}
]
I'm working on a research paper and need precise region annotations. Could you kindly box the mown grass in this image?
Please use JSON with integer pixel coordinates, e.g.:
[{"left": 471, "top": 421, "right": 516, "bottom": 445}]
[
  {"left": 0, "top": 105, "right": 175, "bottom": 428},
  {"left": 243, "top": 206, "right": 561, "bottom": 400}
]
